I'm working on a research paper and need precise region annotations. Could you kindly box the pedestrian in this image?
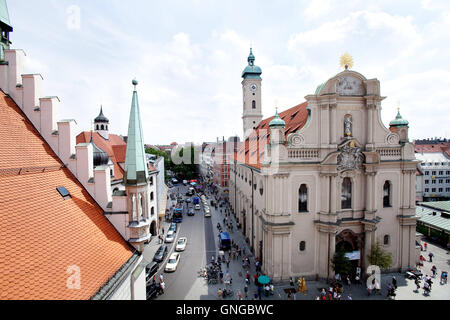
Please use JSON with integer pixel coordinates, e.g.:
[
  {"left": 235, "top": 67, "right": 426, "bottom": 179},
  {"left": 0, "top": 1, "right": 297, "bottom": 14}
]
[
  {"left": 226, "top": 259, "right": 230, "bottom": 269},
  {"left": 218, "top": 288, "right": 223, "bottom": 300},
  {"left": 392, "top": 276, "right": 397, "bottom": 289},
  {"left": 152, "top": 275, "right": 156, "bottom": 285},
  {"left": 424, "top": 242, "right": 427, "bottom": 251},
  {"left": 428, "top": 252, "right": 434, "bottom": 262},
  {"left": 246, "top": 271, "right": 251, "bottom": 282},
  {"left": 254, "top": 273, "right": 258, "bottom": 285},
  {"left": 244, "top": 284, "right": 249, "bottom": 299},
  {"left": 160, "top": 274, "right": 164, "bottom": 283},
  {"left": 219, "top": 271, "right": 224, "bottom": 283},
  {"left": 346, "top": 275, "right": 351, "bottom": 286},
  {"left": 414, "top": 278, "right": 421, "bottom": 292},
  {"left": 347, "top": 294, "right": 352, "bottom": 300},
  {"left": 237, "top": 290, "right": 242, "bottom": 300},
  {"left": 254, "top": 291, "right": 259, "bottom": 300},
  {"left": 431, "top": 265, "right": 437, "bottom": 277},
  {"left": 243, "top": 245, "right": 246, "bottom": 255},
  {"left": 160, "top": 281, "right": 165, "bottom": 294},
  {"left": 257, "top": 286, "right": 262, "bottom": 300}
]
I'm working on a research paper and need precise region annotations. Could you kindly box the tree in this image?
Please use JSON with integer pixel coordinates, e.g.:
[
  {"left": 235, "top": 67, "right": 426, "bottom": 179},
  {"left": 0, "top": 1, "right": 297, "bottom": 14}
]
[
  {"left": 367, "top": 242, "right": 393, "bottom": 270},
  {"left": 331, "top": 249, "right": 352, "bottom": 276}
]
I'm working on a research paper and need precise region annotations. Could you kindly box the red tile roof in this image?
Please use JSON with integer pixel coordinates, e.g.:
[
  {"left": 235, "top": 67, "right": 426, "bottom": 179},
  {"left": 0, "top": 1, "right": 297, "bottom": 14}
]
[
  {"left": 0, "top": 92, "right": 134, "bottom": 299},
  {"left": 233, "top": 102, "right": 309, "bottom": 169},
  {"left": 77, "top": 132, "right": 126, "bottom": 181},
  {"left": 414, "top": 142, "right": 450, "bottom": 154}
]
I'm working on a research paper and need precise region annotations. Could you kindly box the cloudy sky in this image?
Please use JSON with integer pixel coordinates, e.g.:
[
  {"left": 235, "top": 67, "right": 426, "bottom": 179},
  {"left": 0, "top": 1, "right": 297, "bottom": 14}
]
[{"left": 8, "top": 0, "right": 450, "bottom": 145}]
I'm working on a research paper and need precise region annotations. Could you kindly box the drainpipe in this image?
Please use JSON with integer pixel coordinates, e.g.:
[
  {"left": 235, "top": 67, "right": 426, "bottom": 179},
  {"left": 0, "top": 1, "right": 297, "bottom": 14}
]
[
  {"left": 234, "top": 160, "right": 237, "bottom": 218},
  {"left": 251, "top": 168, "right": 254, "bottom": 253}
]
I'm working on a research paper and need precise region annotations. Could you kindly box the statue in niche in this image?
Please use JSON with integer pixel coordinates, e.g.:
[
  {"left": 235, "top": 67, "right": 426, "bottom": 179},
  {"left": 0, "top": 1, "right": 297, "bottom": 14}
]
[{"left": 344, "top": 115, "right": 352, "bottom": 137}]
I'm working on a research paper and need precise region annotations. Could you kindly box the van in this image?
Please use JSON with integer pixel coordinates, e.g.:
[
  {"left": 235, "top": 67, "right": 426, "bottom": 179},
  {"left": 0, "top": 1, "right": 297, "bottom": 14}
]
[
  {"left": 145, "top": 261, "right": 159, "bottom": 282},
  {"left": 219, "top": 232, "right": 231, "bottom": 250}
]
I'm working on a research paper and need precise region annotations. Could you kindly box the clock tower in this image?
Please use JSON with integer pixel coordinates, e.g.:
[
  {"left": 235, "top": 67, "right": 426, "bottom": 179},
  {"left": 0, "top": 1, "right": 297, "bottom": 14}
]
[{"left": 242, "top": 48, "right": 263, "bottom": 139}]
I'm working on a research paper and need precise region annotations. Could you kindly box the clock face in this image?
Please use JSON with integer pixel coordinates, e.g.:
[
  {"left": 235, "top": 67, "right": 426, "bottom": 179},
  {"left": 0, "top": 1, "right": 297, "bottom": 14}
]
[{"left": 250, "top": 84, "right": 257, "bottom": 92}]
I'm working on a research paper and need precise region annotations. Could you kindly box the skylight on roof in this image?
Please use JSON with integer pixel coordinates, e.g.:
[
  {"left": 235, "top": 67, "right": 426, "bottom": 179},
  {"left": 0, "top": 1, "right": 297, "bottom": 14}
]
[{"left": 56, "top": 186, "right": 71, "bottom": 199}]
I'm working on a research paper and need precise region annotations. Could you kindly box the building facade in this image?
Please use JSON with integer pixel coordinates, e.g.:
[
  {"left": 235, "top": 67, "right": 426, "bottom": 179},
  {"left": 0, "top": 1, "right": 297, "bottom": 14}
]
[
  {"left": 230, "top": 55, "right": 419, "bottom": 281},
  {"left": 414, "top": 138, "right": 450, "bottom": 202}
]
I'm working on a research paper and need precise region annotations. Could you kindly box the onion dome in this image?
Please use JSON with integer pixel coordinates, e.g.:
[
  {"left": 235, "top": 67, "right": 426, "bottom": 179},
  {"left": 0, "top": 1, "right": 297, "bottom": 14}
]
[
  {"left": 90, "top": 135, "right": 109, "bottom": 166},
  {"left": 94, "top": 106, "right": 109, "bottom": 123},
  {"left": 269, "top": 109, "right": 285, "bottom": 128},
  {"left": 242, "top": 48, "right": 262, "bottom": 79},
  {"left": 389, "top": 109, "right": 409, "bottom": 127}
]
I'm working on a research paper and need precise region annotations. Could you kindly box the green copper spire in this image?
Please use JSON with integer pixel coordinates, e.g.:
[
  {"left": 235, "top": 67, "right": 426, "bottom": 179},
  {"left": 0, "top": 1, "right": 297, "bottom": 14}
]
[
  {"left": 269, "top": 109, "right": 285, "bottom": 128},
  {"left": 242, "top": 47, "right": 262, "bottom": 79},
  {"left": 124, "top": 79, "right": 149, "bottom": 186},
  {"left": 0, "top": 0, "right": 12, "bottom": 61},
  {"left": 0, "top": 0, "right": 11, "bottom": 29},
  {"left": 389, "top": 108, "right": 409, "bottom": 127}
]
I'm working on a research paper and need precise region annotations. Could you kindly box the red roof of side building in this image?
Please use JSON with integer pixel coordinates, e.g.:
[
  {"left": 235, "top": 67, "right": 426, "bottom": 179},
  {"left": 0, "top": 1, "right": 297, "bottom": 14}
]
[
  {"left": 414, "top": 142, "right": 450, "bottom": 154},
  {"left": 0, "top": 92, "right": 134, "bottom": 300},
  {"left": 77, "top": 132, "right": 126, "bottom": 181},
  {"left": 232, "top": 102, "right": 309, "bottom": 169}
]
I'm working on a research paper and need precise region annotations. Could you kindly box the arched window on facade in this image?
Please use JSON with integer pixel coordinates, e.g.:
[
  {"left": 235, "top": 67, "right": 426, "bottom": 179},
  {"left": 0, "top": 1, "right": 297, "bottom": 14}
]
[
  {"left": 341, "top": 178, "right": 352, "bottom": 209},
  {"left": 150, "top": 177, "right": 154, "bottom": 186},
  {"left": 384, "top": 235, "right": 390, "bottom": 245},
  {"left": 151, "top": 207, "right": 155, "bottom": 216},
  {"left": 110, "top": 169, "right": 113, "bottom": 177},
  {"left": 298, "top": 184, "right": 308, "bottom": 212},
  {"left": 150, "top": 192, "right": 154, "bottom": 201},
  {"left": 96, "top": 124, "right": 99, "bottom": 130},
  {"left": 101, "top": 124, "right": 104, "bottom": 130},
  {"left": 383, "top": 181, "right": 391, "bottom": 208},
  {"left": 252, "top": 100, "right": 256, "bottom": 109}
]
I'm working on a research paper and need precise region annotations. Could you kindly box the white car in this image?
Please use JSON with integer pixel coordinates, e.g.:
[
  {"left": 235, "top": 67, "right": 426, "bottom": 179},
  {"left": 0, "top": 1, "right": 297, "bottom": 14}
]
[
  {"left": 204, "top": 207, "right": 211, "bottom": 217},
  {"left": 165, "top": 252, "right": 181, "bottom": 272},
  {"left": 165, "top": 230, "right": 175, "bottom": 243},
  {"left": 195, "top": 204, "right": 201, "bottom": 210},
  {"left": 176, "top": 237, "right": 187, "bottom": 251}
]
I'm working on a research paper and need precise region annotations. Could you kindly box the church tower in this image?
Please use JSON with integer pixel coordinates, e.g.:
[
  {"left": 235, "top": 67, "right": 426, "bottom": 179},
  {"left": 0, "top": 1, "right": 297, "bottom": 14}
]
[
  {"left": 94, "top": 106, "right": 109, "bottom": 140},
  {"left": 242, "top": 48, "right": 263, "bottom": 139},
  {"left": 124, "top": 79, "right": 151, "bottom": 252}
]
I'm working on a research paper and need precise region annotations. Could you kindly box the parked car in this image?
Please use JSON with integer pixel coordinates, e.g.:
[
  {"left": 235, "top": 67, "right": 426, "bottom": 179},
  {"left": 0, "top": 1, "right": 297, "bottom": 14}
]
[
  {"left": 145, "top": 261, "right": 160, "bottom": 282},
  {"left": 195, "top": 204, "right": 201, "bottom": 210},
  {"left": 153, "top": 245, "right": 168, "bottom": 263},
  {"left": 185, "top": 198, "right": 192, "bottom": 203},
  {"left": 165, "top": 252, "right": 181, "bottom": 272},
  {"left": 146, "top": 283, "right": 159, "bottom": 300},
  {"left": 183, "top": 180, "right": 188, "bottom": 185},
  {"left": 165, "top": 230, "right": 175, "bottom": 243},
  {"left": 169, "top": 222, "right": 177, "bottom": 233},
  {"left": 187, "top": 207, "right": 195, "bottom": 216},
  {"left": 176, "top": 237, "right": 187, "bottom": 251}
]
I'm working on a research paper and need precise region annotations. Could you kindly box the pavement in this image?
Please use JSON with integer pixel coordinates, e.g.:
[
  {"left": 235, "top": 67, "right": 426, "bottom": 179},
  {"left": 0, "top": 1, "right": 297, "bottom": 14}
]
[{"left": 145, "top": 183, "right": 450, "bottom": 300}]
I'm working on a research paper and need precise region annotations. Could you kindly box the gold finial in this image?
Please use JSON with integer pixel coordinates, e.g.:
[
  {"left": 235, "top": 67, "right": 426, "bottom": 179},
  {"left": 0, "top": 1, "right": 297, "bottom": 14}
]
[{"left": 340, "top": 53, "right": 354, "bottom": 70}]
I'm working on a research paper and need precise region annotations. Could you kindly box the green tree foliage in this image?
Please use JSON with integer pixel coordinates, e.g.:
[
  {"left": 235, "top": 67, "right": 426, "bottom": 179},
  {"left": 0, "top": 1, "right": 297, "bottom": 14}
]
[
  {"left": 367, "top": 242, "right": 393, "bottom": 270},
  {"left": 331, "top": 249, "right": 352, "bottom": 276}
]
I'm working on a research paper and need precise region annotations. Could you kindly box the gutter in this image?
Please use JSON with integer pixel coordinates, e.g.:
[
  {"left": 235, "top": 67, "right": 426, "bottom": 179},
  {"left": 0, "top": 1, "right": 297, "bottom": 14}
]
[{"left": 91, "top": 251, "right": 141, "bottom": 300}]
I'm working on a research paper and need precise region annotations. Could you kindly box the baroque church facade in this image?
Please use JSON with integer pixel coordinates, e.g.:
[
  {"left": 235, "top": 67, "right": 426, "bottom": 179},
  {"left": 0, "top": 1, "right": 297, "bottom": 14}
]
[{"left": 230, "top": 50, "right": 419, "bottom": 281}]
